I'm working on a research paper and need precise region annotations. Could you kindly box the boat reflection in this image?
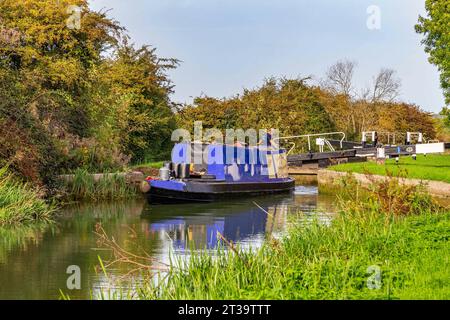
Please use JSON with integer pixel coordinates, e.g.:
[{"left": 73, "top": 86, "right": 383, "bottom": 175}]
[
  {"left": 0, "top": 185, "right": 336, "bottom": 299},
  {"left": 140, "top": 187, "right": 334, "bottom": 252}
]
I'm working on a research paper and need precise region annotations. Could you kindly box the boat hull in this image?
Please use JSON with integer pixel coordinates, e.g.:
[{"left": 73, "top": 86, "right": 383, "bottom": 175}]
[{"left": 146, "top": 179, "right": 295, "bottom": 204}]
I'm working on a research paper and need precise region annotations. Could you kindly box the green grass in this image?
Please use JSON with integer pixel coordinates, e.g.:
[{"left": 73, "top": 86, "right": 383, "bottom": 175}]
[
  {"left": 330, "top": 154, "right": 450, "bottom": 183},
  {"left": 133, "top": 211, "right": 449, "bottom": 300},
  {"left": 130, "top": 161, "right": 165, "bottom": 177},
  {"left": 61, "top": 169, "right": 138, "bottom": 201},
  {"left": 97, "top": 178, "right": 449, "bottom": 300},
  {"left": 131, "top": 161, "right": 165, "bottom": 170},
  {"left": 0, "top": 167, "right": 55, "bottom": 226}
]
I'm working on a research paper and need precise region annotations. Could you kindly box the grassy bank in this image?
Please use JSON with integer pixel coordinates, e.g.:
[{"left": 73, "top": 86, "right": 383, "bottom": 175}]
[
  {"left": 329, "top": 154, "right": 450, "bottom": 183},
  {"left": 99, "top": 178, "right": 449, "bottom": 300},
  {"left": 0, "top": 167, "right": 55, "bottom": 226},
  {"left": 60, "top": 169, "right": 138, "bottom": 202},
  {"left": 132, "top": 161, "right": 165, "bottom": 170},
  {"left": 139, "top": 212, "right": 449, "bottom": 300},
  {"left": 130, "top": 161, "right": 164, "bottom": 178}
]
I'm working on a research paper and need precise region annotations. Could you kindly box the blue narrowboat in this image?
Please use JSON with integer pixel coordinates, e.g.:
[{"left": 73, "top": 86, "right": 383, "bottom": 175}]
[{"left": 145, "top": 142, "right": 295, "bottom": 204}]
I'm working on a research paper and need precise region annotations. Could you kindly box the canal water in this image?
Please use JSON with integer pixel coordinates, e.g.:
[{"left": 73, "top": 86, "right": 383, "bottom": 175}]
[{"left": 0, "top": 185, "right": 336, "bottom": 300}]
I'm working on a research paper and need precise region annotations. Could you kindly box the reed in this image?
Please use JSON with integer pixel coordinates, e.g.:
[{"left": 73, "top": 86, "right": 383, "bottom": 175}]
[
  {"left": 131, "top": 216, "right": 449, "bottom": 300},
  {"left": 0, "top": 167, "right": 55, "bottom": 226},
  {"left": 61, "top": 169, "right": 138, "bottom": 201},
  {"left": 95, "top": 177, "right": 449, "bottom": 300}
]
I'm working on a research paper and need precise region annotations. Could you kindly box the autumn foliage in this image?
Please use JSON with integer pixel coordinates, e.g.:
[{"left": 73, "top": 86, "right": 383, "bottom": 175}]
[
  {"left": 178, "top": 77, "right": 436, "bottom": 146},
  {"left": 0, "top": 0, "right": 177, "bottom": 186},
  {"left": 0, "top": 0, "right": 440, "bottom": 188}
]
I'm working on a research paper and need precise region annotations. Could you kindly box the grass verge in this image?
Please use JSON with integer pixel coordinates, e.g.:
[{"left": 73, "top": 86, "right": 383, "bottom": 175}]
[
  {"left": 131, "top": 161, "right": 165, "bottom": 170},
  {"left": 329, "top": 154, "right": 450, "bottom": 183},
  {"left": 96, "top": 176, "right": 449, "bottom": 300},
  {"left": 130, "top": 161, "right": 164, "bottom": 178}
]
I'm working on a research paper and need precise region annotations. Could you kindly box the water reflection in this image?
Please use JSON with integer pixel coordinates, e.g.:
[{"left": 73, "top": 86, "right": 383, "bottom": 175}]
[
  {"left": 0, "top": 185, "right": 336, "bottom": 299},
  {"left": 142, "top": 197, "right": 286, "bottom": 252}
]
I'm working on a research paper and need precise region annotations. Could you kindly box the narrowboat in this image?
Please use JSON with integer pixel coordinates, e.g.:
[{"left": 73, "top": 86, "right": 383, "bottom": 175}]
[{"left": 145, "top": 142, "right": 295, "bottom": 204}]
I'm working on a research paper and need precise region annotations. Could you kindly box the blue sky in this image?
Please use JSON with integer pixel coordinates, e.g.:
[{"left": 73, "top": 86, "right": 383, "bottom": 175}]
[{"left": 90, "top": 0, "right": 445, "bottom": 113}]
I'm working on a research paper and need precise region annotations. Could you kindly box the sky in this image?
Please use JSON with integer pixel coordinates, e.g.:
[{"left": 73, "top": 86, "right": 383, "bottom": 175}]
[{"left": 90, "top": 0, "right": 445, "bottom": 113}]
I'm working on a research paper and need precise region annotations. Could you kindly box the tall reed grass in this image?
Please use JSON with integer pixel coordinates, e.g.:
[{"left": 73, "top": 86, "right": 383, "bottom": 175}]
[
  {"left": 95, "top": 177, "right": 449, "bottom": 300},
  {"left": 0, "top": 167, "right": 55, "bottom": 225},
  {"left": 61, "top": 169, "right": 138, "bottom": 201}
]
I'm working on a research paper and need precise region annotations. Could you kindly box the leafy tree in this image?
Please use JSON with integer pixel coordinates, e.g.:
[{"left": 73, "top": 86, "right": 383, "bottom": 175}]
[
  {"left": 178, "top": 77, "right": 336, "bottom": 151},
  {"left": 440, "top": 107, "right": 450, "bottom": 127},
  {"left": 416, "top": 0, "right": 450, "bottom": 104},
  {"left": 0, "top": 0, "right": 179, "bottom": 185},
  {"left": 435, "top": 107, "right": 450, "bottom": 141},
  {"left": 102, "top": 43, "right": 179, "bottom": 161},
  {"left": 376, "top": 102, "right": 436, "bottom": 140},
  {"left": 316, "top": 89, "right": 356, "bottom": 139},
  {"left": 0, "top": 69, "right": 63, "bottom": 186}
]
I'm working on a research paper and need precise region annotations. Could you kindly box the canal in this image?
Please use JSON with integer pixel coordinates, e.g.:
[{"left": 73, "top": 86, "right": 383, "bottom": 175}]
[{"left": 0, "top": 185, "right": 336, "bottom": 299}]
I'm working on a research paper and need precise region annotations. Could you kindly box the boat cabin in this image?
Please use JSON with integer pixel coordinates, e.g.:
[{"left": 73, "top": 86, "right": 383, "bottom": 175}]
[
  {"left": 146, "top": 142, "right": 295, "bottom": 203},
  {"left": 169, "top": 142, "right": 289, "bottom": 181}
]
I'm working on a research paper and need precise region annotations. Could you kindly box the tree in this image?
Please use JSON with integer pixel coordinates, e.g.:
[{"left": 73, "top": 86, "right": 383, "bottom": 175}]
[
  {"left": 178, "top": 77, "right": 336, "bottom": 152},
  {"left": 376, "top": 102, "right": 436, "bottom": 140},
  {"left": 0, "top": 0, "right": 179, "bottom": 184},
  {"left": 316, "top": 89, "right": 356, "bottom": 138},
  {"left": 440, "top": 107, "right": 450, "bottom": 127},
  {"left": 324, "top": 60, "right": 356, "bottom": 97},
  {"left": 435, "top": 107, "right": 450, "bottom": 141},
  {"left": 416, "top": 0, "right": 450, "bottom": 104},
  {"left": 102, "top": 42, "right": 179, "bottom": 161},
  {"left": 321, "top": 61, "right": 403, "bottom": 137},
  {"left": 371, "top": 68, "right": 401, "bottom": 102}
]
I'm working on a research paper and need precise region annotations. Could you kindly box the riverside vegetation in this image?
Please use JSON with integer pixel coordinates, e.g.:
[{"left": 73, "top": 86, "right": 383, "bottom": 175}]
[
  {"left": 93, "top": 177, "right": 449, "bottom": 300},
  {"left": 1, "top": 0, "right": 448, "bottom": 225},
  {"left": 0, "top": 0, "right": 449, "bottom": 232},
  {"left": 60, "top": 169, "right": 138, "bottom": 202},
  {"left": 0, "top": 167, "right": 54, "bottom": 226},
  {"left": 0, "top": 165, "right": 139, "bottom": 225}
]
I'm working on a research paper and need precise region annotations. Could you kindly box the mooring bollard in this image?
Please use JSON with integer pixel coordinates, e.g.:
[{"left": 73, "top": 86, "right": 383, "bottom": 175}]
[{"left": 376, "top": 148, "right": 386, "bottom": 165}]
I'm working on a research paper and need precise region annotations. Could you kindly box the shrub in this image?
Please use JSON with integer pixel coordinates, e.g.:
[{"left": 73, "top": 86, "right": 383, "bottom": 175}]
[{"left": 335, "top": 172, "right": 441, "bottom": 217}]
